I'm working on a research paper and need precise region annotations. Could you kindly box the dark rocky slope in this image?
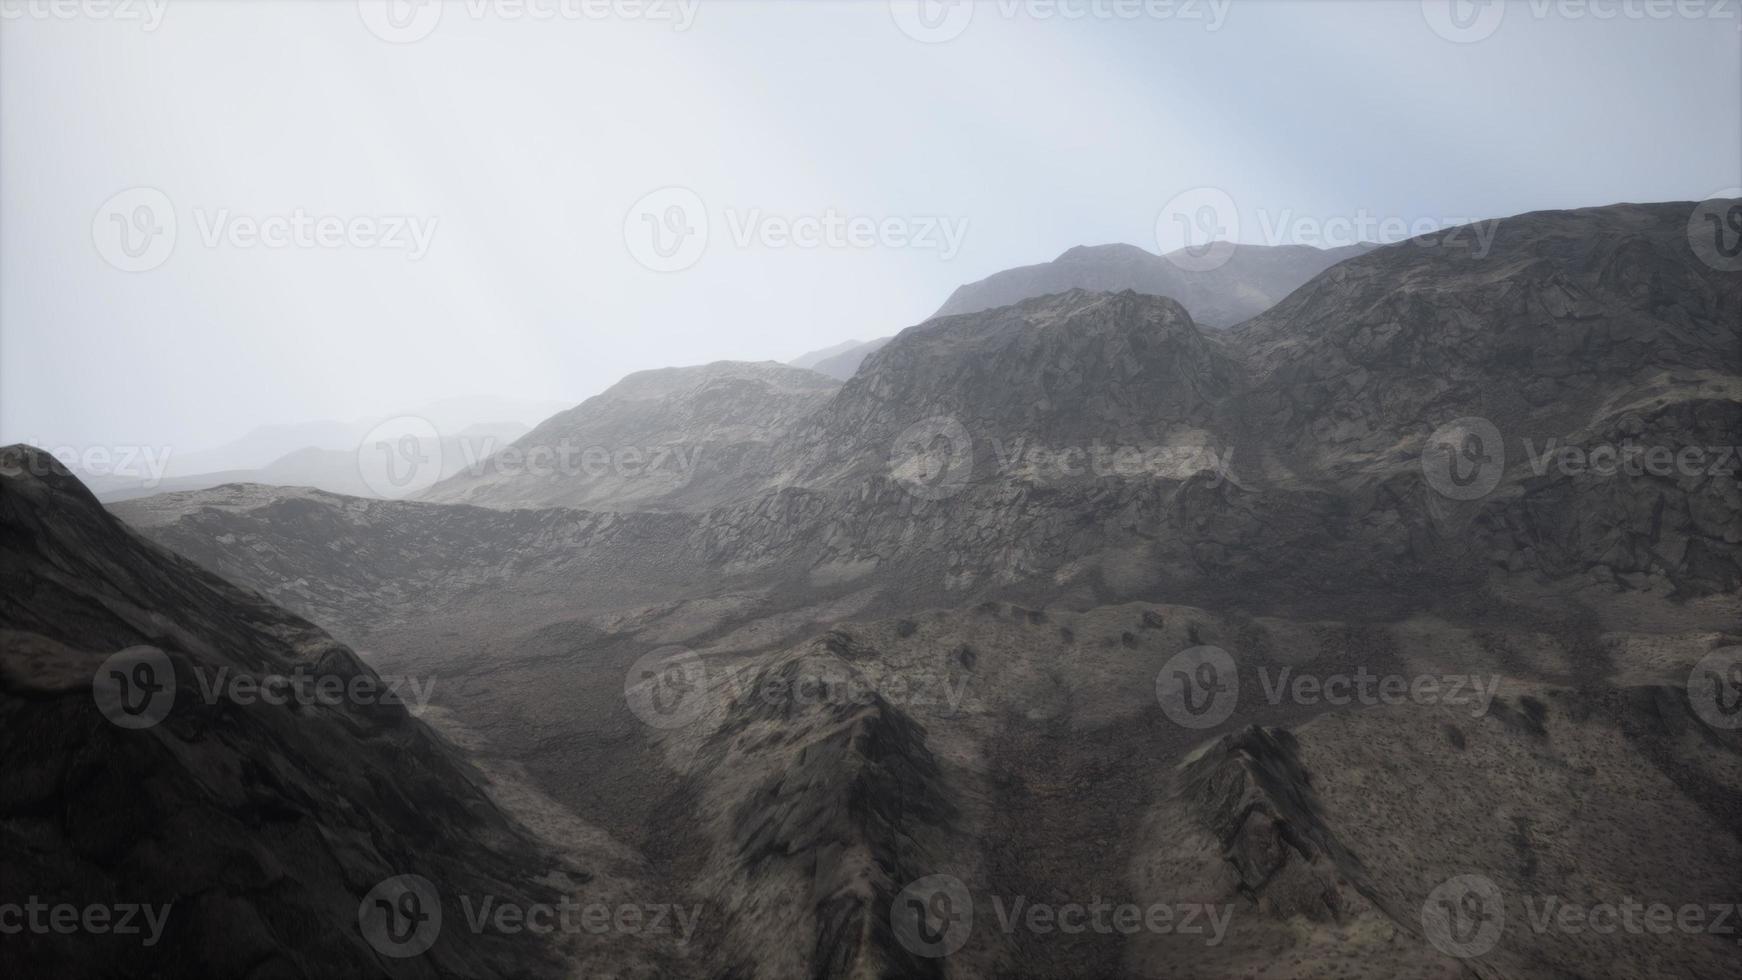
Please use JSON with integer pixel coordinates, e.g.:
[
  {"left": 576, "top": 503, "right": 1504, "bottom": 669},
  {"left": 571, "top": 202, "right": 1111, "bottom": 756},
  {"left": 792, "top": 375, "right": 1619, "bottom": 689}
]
[{"left": 0, "top": 446, "right": 632, "bottom": 979}]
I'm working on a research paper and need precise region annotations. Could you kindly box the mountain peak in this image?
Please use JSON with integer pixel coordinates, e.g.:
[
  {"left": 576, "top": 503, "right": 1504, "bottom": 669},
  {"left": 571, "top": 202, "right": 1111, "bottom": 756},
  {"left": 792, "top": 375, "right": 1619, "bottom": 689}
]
[{"left": 1053, "top": 242, "right": 1156, "bottom": 263}]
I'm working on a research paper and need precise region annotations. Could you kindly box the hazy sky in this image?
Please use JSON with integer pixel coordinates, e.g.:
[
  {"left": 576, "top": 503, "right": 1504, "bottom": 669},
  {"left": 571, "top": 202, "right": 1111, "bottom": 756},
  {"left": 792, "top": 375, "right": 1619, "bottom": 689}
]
[{"left": 3, "top": 0, "right": 1738, "bottom": 455}]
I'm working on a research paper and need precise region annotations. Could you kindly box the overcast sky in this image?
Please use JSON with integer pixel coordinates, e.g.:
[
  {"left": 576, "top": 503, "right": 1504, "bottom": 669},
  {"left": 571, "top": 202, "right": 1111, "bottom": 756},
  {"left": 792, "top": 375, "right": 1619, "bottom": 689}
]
[{"left": 3, "top": 0, "right": 1738, "bottom": 455}]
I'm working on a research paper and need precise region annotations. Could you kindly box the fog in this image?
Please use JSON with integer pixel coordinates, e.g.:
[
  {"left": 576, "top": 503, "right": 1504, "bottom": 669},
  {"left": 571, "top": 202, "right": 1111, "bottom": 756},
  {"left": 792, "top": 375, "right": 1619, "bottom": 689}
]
[{"left": 3, "top": 0, "right": 1736, "bottom": 455}]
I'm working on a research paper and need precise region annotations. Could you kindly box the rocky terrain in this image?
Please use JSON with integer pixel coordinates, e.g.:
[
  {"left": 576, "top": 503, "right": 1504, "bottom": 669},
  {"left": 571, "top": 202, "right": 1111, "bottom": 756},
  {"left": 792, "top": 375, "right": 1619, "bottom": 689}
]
[
  {"left": 935, "top": 241, "right": 1376, "bottom": 327},
  {"left": 22, "top": 200, "right": 1739, "bottom": 978},
  {"left": 0, "top": 446, "right": 682, "bottom": 979}
]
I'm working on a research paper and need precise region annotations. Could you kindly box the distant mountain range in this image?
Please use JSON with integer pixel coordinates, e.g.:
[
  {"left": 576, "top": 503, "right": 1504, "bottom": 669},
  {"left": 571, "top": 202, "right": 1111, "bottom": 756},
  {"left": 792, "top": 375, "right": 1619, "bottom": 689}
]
[
  {"left": 78, "top": 396, "right": 562, "bottom": 503},
  {"left": 119, "top": 202, "right": 1742, "bottom": 603},
  {"left": 47, "top": 199, "right": 1742, "bottom": 978},
  {"left": 935, "top": 240, "right": 1376, "bottom": 326},
  {"left": 790, "top": 239, "right": 1375, "bottom": 383}
]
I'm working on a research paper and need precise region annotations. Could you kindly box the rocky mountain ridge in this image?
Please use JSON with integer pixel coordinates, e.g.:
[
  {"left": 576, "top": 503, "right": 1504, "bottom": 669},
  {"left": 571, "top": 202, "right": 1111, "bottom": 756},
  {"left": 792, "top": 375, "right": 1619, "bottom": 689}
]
[{"left": 936, "top": 240, "right": 1377, "bottom": 327}]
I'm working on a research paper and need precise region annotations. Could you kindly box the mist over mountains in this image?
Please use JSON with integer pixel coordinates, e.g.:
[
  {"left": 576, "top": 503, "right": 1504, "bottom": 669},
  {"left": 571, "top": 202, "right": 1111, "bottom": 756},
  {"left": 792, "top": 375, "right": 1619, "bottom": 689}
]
[
  {"left": 10, "top": 193, "right": 1742, "bottom": 978},
  {"left": 7, "top": 3, "right": 1740, "bottom": 975},
  {"left": 5, "top": 6, "right": 1741, "bottom": 968}
]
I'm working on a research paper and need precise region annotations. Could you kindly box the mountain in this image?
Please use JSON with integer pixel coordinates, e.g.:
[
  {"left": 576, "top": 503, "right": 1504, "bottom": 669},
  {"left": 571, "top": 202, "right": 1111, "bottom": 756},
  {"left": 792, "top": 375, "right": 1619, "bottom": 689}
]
[
  {"left": 808, "top": 336, "right": 893, "bottom": 380},
  {"left": 124, "top": 203, "right": 1742, "bottom": 607},
  {"left": 93, "top": 201, "right": 1742, "bottom": 978},
  {"left": 420, "top": 361, "right": 839, "bottom": 512},
  {"left": 0, "top": 445, "right": 672, "bottom": 978},
  {"left": 1230, "top": 201, "right": 1742, "bottom": 595},
  {"left": 788, "top": 338, "right": 867, "bottom": 370},
  {"left": 775, "top": 290, "right": 1236, "bottom": 492},
  {"left": 934, "top": 240, "right": 1376, "bottom": 327},
  {"left": 87, "top": 421, "right": 532, "bottom": 503}
]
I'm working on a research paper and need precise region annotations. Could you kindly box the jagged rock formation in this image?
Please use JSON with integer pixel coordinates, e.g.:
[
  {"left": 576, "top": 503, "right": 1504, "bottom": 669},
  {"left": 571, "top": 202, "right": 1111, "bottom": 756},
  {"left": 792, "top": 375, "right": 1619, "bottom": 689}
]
[
  {"left": 1130, "top": 684, "right": 1742, "bottom": 979},
  {"left": 421, "top": 361, "right": 839, "bottom": 513},
  {"left": 935, "top": 241, "right": 1375, "bottom": 327}
]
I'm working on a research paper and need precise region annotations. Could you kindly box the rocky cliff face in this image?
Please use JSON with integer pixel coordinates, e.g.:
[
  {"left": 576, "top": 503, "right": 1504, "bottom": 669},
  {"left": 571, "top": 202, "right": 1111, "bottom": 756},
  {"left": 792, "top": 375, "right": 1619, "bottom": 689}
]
[
  {"left": 1233, "top": 203, "right": 1739, "bottom": 476},
  {"left": 1232, "top": 201, "right": 1742, "bottom": 595},
  {"left": 0, "top": 446, "right": 595, "bottom": 978},
  {"left": 936, "top": 241, "right": 1375, "bottom": 327},
  {"left": 774, "top": 289, "right": 1238, "bottom": 492}
]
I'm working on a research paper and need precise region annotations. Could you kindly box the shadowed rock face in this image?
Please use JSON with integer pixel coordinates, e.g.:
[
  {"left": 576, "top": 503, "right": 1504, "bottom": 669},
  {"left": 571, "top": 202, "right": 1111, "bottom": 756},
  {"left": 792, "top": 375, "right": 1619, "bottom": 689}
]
[
  {"left": 935, "top": 241, "right": 1376, "bottom": 327},
  {"left": 0, "top": 446, "right": 578, "bottom": 979}
]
